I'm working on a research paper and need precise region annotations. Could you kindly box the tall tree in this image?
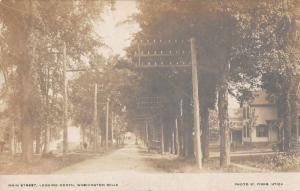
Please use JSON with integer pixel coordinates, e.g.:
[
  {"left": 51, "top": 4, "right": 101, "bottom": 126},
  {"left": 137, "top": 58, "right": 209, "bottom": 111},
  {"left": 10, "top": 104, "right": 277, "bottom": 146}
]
[
  {"left": 0, "top": 0, "right": 109, "bottom": 161},
  {"left": 130, "top": 0, "right": 244, "bottom": 167},
  {"left": 230, "top": 0, "right": 298, "bottom": 151}
]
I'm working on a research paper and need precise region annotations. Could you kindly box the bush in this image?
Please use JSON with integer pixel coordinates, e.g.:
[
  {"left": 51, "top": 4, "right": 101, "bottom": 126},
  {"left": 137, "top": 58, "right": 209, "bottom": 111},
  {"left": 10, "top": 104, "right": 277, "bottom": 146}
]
[{"left": 263, "top": 152, "right": 298, "bottom": 171}]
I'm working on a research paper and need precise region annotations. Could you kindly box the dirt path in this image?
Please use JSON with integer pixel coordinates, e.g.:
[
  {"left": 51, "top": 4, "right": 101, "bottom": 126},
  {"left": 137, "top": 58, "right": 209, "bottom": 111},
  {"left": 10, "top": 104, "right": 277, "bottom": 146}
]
[
  {"left": 54, "top": 144, "right": 170, "bottom": 174},
  {"left": 54, "top": 144, "right": 275, "bottom": 174}
]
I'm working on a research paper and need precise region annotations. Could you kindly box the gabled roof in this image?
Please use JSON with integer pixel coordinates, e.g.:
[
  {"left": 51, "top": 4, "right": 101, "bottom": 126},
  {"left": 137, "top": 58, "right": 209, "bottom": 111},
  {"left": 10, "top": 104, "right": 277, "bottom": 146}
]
[{"left": 250, "top": 91, "right": 275, "bottom": 106}]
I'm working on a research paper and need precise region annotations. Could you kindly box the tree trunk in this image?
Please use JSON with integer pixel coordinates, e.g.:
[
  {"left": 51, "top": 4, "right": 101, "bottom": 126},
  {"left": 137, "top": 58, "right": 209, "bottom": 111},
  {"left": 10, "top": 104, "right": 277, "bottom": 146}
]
[
  {"left": 187, "top": 125, "right": 194, "bottom": 158},
  {"left": 93, "top": 83, "right": 98, "bottom": 151},
  {"left": 160, "top": 118, "right": 164, "bottom": 154},
  {"left": 175, "top": 118, "right": 180, "bottom": 155},
  {"left": 183, "top": 136, "right": 188, "bottom": 157},
  {"left": 290, "top": 74, "right": 299, "bottom": 145},
  {"left": 9, "top": 123, "right": 15, "bottom": 157},
  {"left": 62, "top": 42, "right": 68, "bottom": 155},
  {"left": 20, "top": 77, "right": 34, "bottom": 162},
  {"left": 81, "top": 126, "right": 86, "bottom": 145},
  {"left": 20, "top": 0, "right": 35, "bottom": 163},
  {"left": 89, "top": 125, "right": 93, "bottom": 147},
  {"left": 105, "top": 99, "right": 109, "bottom": 150},
  {"left": 35, "top": 128, "right": 41, "bottom": 154},
  {"left": 218, "top": 80, "right": 230, "bottom": 167},
  {"left": 43, "top": 66, "right": 50, "bottom": 154},
  {"left": 291, "top": 92, "right": 298, "bottom": 143},
  {"left": 165, "top": 124, "right": 171, "bottom": 153},
  {"left": 111, "top": 112, "right": 114, "bottom": 147},
  {"left": 20, "top": 63, "right": 35, "bottom": 162},
  {"left": 171, "top": 127, "right": 175, "bottom": 154},
  {"left": 145, "top": 120, "right": 149, "bottom": 149},
  {"left": 283, "top": 92, "right": 292, "bottom": 151},
  {"left": 21, "top": 124, "right": 33, "bottom": 162},
  {"left": 43, "top": 119, "right": 49, "bottom": 154},
  {"left": 180, "top": 99, "right": 186, "bottom": 157},
  {"left": 201, "top": 106, "right": 210, "bottom": 162},
  {"left": 178, "top": 117, "right": 184, "bottom": 157}
]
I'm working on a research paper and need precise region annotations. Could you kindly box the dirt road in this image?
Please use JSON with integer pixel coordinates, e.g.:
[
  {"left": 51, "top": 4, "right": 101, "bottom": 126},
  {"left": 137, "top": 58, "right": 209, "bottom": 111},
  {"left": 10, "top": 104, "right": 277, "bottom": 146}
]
[{"left": 55, "top": 144, "right": 171, "bottom": 174}]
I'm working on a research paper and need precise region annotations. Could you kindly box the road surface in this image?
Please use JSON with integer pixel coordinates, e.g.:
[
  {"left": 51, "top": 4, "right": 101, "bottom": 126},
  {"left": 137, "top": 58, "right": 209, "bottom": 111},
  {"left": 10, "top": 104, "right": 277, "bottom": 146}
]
[
  {"left": 55, "top": 144, "right": 170, "bottom": 174},
  {"left": 54, "top": 144, "right": 276, "bottom": 174}
]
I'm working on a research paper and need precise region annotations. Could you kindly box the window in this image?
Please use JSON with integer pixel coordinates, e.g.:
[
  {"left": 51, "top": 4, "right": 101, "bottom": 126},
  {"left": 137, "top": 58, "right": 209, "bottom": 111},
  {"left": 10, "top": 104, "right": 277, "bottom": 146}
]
[{"left": 256, "top": 124, "right": 268, "bottom": 137}]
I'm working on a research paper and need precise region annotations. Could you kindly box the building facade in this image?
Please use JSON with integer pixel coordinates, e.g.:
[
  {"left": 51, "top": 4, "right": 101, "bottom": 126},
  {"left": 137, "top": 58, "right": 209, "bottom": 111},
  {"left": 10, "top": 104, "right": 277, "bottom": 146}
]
[{"left": 229, "top": 91, "right": 296, "bottom": 145}]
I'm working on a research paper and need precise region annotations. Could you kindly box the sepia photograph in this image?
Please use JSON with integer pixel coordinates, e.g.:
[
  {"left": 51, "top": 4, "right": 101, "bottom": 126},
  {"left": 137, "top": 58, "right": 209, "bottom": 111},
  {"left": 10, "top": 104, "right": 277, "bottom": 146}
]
[{"left": 0, "top": 0, "right": 299, "bottom": 190}]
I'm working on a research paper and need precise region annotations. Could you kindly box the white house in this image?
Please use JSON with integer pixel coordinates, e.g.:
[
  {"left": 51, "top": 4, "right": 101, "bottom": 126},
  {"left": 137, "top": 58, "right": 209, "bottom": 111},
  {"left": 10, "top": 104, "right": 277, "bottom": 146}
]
[{"left": 229, "top": 91, "right": 282, "bottom": 144}]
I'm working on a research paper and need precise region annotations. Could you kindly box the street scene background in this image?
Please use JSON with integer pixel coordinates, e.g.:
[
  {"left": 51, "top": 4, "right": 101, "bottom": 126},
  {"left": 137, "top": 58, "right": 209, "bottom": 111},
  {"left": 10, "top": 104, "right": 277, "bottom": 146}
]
[{"left": 0, "top": 0, "right": 299, "bottom": 174}]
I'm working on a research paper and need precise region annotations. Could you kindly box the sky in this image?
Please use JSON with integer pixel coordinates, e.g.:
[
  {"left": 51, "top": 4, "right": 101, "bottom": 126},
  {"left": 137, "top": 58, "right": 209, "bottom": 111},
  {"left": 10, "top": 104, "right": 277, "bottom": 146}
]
[
  {"left": 66, "top": 0, "right": 141, "bottom": 141},
  {"left": 95, "top": 0, "right": 140, "bottom": 57},
  {"left": 0, "top": 1, "right": 140, "bottom": 86}
]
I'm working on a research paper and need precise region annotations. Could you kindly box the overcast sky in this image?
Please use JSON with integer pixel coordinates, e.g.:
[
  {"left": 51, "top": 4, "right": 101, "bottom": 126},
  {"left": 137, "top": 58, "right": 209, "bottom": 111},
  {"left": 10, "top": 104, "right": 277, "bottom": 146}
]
[
  {"left": 95, "top": 0, "right": 140, "bottom": 57},
  {"left": 0, "top": 1, "right": 140, "bottom": 86}
]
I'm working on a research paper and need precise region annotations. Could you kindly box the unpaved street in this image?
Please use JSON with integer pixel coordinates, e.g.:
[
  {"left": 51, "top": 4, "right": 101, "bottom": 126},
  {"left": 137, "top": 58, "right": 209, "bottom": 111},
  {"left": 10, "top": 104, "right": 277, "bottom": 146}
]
[{"left": 55, "top": 145, "right": 170, "bottom": 174}]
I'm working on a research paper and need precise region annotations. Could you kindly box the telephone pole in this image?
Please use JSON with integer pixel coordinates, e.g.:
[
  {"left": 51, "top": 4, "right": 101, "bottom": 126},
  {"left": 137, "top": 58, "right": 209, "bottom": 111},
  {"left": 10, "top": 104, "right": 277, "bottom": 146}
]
[
  {"left": 132, "top": 38, "right": 204, "bottom": 166},
  {"left": 191, "top": 37, "right": 202, "bottom": 169}
]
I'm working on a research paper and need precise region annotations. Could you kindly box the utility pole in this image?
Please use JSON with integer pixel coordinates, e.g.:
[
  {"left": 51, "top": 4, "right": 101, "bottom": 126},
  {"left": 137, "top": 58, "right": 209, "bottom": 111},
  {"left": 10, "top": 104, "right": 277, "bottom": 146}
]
[
  {"left": 93, "top": 83, "right": 98, "bottom": 151},
  {"left": 63, "top": 42, "right": 68, "bottom": 155},
  {"left": 191, "top": 37, "right": 202, "bottom": 169},
  {"left": 106, "top": 98, "right": 110, "bottom": 150}
]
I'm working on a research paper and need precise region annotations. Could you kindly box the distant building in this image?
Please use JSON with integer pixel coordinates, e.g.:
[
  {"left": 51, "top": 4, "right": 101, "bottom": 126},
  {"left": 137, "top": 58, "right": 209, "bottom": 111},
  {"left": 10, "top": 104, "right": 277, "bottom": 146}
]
[
  {"left": 54, "top": 122, "right": 81, "bottom": 152},
  {"left": 229, "top": 91, "right": 295, "bottom": 144},
  {"left": 229, "top": 91, "right": 279, "bottom": 143}
]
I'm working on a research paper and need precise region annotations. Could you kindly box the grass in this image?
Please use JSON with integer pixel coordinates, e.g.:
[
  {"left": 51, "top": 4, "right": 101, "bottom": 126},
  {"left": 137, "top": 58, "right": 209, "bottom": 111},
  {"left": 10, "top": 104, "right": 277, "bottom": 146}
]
[
  {"left": 231, "top": 154, "right": 300, "bottom": 172},
  {"left": 138, "top": 147, "right": 252, "bottom": 173},
  {"left": 0, "top": 152, "right": 97, "bottom": 174},
  {"left": 142, "top": 149, "right": 300, "bottom": 172},
  {"left": 0, "top": 145, "right": 124, "bottom": 174},
  {"left": 144, "top": 156, "right": 252, "bottom": 172}
]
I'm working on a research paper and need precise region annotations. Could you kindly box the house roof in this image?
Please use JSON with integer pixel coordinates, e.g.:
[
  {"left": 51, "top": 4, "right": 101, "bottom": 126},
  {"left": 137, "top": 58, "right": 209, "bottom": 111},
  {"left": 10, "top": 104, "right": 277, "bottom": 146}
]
[{"left": 250, "top": 91, "right": 275, "bottom": 106}]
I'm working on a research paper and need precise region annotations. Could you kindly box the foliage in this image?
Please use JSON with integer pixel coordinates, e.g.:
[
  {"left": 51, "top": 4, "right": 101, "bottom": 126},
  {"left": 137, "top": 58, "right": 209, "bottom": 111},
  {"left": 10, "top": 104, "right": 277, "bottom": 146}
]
[
  {"left": 263, "top": 152, "right": 298, "bottom": 170},
  {"left": 0, "top": 0, "right": 111, "bottom": 159},
  {"left": 130, "top": 0, "right": 282, "bottom": 115},
  {"left": 68, "top": 57, "right": 140, "bottom": 134}
]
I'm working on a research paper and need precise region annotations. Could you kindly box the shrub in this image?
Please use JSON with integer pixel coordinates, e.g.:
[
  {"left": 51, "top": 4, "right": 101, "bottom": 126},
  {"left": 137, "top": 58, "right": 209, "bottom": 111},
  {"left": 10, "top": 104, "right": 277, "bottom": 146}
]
[{"left": 263, "top": 152, "right": 298, "bottom": 171}]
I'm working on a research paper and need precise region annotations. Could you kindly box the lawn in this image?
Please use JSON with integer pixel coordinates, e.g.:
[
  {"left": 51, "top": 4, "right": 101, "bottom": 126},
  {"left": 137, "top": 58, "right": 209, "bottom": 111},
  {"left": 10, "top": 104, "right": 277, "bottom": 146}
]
[
  {"left": 0, "top": 152, "right": 98, "bottom": 174},
  {"left": 143, "top": 151, "right": 300, "bottom": 173},
  {"left": 231, "top": 153, "right": 300, "bottom": 172}
]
